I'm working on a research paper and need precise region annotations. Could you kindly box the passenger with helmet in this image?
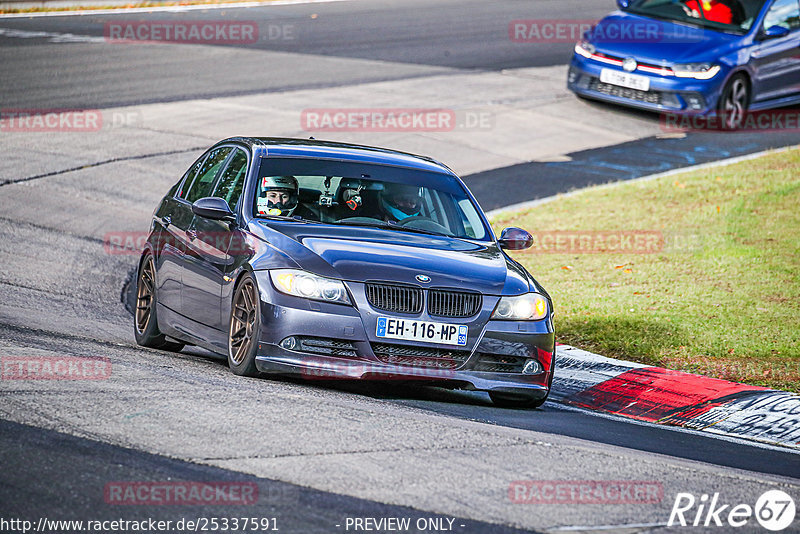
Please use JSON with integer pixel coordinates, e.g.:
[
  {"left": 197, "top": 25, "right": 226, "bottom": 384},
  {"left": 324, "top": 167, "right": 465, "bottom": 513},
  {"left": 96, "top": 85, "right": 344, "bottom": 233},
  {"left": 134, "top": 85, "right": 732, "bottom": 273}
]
[
  {"left": 257, "top": 175, "right": 315, "bottom": 219},
  {"left": 378, "top": 182, "right": 424, "bottom": 222},
  {"left": 682, "top": 0, "right": 734, "bottom": 24}
]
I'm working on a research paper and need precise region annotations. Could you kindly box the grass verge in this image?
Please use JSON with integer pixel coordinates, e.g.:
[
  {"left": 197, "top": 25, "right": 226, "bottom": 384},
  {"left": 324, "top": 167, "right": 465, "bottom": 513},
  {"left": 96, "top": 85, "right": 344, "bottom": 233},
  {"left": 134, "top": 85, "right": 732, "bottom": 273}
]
[{"left": 492, "top": 148, "right": 800, "bottom": 392}]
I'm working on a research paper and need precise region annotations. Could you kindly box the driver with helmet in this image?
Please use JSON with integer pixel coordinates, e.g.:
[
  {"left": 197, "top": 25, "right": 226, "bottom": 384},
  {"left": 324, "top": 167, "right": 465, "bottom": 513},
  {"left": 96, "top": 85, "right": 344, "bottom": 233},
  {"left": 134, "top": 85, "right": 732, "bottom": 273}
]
[
  {"left": 378, "top": 182, "right": 423, "bottom": 222},
  {"left": 257, "top": 175, "right": 315, "bottom": 219}
]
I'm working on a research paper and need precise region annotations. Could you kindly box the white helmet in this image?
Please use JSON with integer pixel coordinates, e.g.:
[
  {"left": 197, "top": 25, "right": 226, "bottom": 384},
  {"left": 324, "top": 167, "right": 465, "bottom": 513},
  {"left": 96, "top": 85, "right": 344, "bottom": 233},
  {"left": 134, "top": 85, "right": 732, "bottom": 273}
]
[{"left": 258, "top": 175, "right": 299, "bottom": 216}]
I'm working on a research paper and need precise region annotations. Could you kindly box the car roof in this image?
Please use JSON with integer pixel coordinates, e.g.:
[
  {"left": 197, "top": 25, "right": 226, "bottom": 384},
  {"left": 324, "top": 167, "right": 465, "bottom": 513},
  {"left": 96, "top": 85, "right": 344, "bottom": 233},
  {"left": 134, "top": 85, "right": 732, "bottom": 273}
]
[{"left": 220, "top": 137, "right": 457, "bottom": 176}]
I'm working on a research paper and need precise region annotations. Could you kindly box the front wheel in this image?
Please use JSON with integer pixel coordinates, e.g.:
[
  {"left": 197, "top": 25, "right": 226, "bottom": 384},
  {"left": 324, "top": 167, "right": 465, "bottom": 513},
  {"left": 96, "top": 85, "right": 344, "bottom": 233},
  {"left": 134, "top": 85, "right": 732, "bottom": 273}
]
[
  {"left": 718, "top": 74, "right": 749, "bottom": 130},
  {"left": 133, "top": 253, "right": 184, "bottom": 352},
  {"left": 228, "top": 274, "right": 261, "bottom": 377}
]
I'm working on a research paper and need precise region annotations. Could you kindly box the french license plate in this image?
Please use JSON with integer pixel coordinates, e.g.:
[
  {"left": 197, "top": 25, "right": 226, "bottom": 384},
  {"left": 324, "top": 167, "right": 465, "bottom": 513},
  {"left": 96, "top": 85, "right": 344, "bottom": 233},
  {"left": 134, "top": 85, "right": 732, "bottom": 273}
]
[
  {"left": 376, "top": 317, "right": 467, "bottom": 346},
  {"left": 600, "top": 68, "right": 650, "bottom": 91}
]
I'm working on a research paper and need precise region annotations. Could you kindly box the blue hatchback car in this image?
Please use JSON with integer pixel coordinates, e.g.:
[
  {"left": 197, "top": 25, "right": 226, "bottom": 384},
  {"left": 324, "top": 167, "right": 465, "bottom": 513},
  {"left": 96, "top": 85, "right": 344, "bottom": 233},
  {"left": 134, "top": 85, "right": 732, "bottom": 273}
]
[
  {"left": 568, "top": 0, "right": 800, "bottom": 128},
  {"left": 134, "top": 138, "right": 556, "bottom": 407}
]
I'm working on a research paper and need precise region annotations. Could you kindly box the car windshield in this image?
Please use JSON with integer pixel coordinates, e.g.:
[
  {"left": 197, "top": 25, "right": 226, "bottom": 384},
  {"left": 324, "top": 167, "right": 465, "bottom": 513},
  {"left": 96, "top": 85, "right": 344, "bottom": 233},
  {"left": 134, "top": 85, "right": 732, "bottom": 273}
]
[
  {"left": 253, "top": 158, "right": 491, "bottom": 241},
  {"left": 625, "top": 0, "right": 768, "bottom": 34}
]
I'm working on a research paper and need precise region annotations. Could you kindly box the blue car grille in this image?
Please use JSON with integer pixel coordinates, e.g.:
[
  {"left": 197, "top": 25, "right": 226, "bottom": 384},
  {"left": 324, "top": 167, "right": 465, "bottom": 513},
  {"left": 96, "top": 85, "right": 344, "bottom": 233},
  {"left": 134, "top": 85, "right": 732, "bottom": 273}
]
[
  {"left": 588, "top": 77, "right": 662, "bottom": 105},
  {"left": 428, "top": 289, "right": 482, "bottom": 318},
  {"left": 472, "top": 354, "right": 527, "bottom": 373},
  {"left": 296, "top": 336, "right": 358, "bottom": 357},
  {"left": 365, "top": 283, "right": 423, "bottom": 314},
  {"left": 365, "top": 283, "right": 482, "bottom": 318},
  {"left": 371, "top": 342, "right": 470, "bottom": 369}
]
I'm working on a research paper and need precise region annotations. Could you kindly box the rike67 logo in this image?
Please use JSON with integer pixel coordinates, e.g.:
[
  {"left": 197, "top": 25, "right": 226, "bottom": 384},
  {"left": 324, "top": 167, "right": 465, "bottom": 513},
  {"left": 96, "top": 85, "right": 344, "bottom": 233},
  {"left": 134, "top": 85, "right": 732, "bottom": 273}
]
[{"left": 669, "top": 490, "right": 795, "bottom": 531}]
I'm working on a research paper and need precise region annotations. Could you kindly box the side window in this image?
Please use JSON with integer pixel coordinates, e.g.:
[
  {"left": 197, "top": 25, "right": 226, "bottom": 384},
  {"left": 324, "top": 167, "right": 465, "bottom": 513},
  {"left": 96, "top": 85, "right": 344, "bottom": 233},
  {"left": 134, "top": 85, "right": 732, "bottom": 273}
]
[
  {"left": 177, "top": 156, "right": 206, "bottom": 199},
  {"left": 763, "top": 0, "right": 800, "bottom": 30},
  {"left": 185, "top": 147, "right": 232, "bottom": 203},
  {"left": 213, "top": 149, "right": 248, "bottom": 209}
]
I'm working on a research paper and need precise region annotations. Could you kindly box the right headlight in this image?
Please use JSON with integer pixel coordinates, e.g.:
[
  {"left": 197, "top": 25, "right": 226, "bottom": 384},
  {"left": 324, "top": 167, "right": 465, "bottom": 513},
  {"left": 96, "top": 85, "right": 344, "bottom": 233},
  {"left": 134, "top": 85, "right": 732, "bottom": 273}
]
[
  {"left": 574, "top": 40, "right": 596, "bottom": 58},
  {"left": 269, "top": 269, "right": 351, "bottom": 305},
  {"left": 491, "top": 293, "right": 548, "bottom": 321}
]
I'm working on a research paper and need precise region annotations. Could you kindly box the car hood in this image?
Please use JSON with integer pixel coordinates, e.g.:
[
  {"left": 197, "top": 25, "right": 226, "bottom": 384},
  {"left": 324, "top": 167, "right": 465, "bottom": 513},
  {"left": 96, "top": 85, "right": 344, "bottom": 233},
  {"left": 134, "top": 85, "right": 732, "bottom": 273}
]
[
  {"left": 589, "top": 12, "right": 741, "bottom": 64},
  {"left": 249, "top": 220, "right": 530, "bottom": 295}
]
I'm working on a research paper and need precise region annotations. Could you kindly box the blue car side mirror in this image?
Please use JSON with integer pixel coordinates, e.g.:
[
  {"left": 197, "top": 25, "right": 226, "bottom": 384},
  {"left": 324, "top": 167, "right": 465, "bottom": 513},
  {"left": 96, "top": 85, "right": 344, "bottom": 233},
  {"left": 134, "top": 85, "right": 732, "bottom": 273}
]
[
  {"left": 616, "top": 0, "right": 630, "bottom": 9},
  {"left": 761, "top": 25, "right": 790, "bottom": 40}
]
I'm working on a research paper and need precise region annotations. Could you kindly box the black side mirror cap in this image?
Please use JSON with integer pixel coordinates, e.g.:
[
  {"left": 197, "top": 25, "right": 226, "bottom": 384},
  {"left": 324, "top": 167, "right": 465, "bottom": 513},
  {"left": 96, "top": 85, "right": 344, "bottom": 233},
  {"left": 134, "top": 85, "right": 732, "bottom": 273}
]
[{"left": 192, "top": 197, "right": 236, "bottom": 223}]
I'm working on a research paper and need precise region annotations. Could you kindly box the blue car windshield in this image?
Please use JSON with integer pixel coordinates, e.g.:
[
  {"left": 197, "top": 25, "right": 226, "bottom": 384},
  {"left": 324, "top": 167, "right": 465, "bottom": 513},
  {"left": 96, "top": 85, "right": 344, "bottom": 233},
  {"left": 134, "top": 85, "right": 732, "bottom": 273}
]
[
  {"left": 625, "top": 0, "right": 767, "bottom": 34},
  {"left": 254, "top": 159, "right": 491, "bottom": 241}
]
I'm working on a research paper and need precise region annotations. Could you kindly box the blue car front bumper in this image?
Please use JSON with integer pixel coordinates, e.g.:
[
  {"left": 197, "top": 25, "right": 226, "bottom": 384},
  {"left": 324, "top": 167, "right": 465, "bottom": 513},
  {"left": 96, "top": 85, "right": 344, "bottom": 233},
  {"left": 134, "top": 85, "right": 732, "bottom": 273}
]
[
  {"left": 251, "top": 271, "right": 555, "bottom": 398},
  {"left": 568, "top": 54, "right": 729, "bottom": 115}
]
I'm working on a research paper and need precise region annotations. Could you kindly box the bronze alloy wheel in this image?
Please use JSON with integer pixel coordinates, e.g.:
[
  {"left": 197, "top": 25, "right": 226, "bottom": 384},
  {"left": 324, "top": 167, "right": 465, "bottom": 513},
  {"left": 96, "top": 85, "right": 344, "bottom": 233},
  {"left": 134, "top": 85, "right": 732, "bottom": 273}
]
[
  {"left": 229, "top": 277, "right": 259, "bottom": 367},
  {"left": 136, "top": 255, "right": 156, "bottom": 334}
]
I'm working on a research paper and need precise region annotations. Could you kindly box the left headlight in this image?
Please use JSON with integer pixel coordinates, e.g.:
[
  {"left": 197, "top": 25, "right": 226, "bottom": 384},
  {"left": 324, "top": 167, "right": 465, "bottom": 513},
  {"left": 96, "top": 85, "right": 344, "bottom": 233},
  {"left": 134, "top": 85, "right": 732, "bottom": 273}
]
[
  {"left": 491, "top": 293, "right": 548, "bottom": 321},
  {"left": 269, "top": 269, "right": 351, "bottom": 305},
  {"left": 672, "top": 63, "right": 720, "bottom": 80}
]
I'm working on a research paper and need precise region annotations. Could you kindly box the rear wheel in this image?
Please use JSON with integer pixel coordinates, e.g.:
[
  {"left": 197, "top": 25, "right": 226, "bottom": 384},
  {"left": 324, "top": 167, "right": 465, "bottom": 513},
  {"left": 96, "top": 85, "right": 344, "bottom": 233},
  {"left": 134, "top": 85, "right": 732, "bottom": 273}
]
[
  {"left": 134, "top": 254, "right": 184, "bottom": 352},
  {"left": 228, "top": 274, "right": 261, "bottom": 377},
  {"left": 718, "top": 74, "right": 749, "bottom": 130}
]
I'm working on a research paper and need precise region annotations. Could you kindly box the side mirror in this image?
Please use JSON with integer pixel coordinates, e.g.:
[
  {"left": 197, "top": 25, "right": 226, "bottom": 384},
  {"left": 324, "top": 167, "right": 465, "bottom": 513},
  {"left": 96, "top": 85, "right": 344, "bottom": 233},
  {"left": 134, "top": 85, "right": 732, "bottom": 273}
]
[
  {"left": 192, "top": 197, "right": 236, "bottom": 223},
  {"left": 761, "top": 25, "right": 790, "bottom": 40},
  {"left": 616, "top": 0, "right": 630, "bottom": 9},
  {"left": 498, "top": 227, "right": 534, "bottom": 250}
]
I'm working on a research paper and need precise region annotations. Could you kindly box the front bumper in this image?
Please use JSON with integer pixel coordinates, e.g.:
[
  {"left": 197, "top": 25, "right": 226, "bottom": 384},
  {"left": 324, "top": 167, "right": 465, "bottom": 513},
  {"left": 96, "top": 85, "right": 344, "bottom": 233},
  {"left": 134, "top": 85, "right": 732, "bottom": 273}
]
[
  {"left": 251, "top": 271, "right": 555, "bottom": 397},
  {"left": 568, "top": 54, "right": 727, "bottom": 115}
]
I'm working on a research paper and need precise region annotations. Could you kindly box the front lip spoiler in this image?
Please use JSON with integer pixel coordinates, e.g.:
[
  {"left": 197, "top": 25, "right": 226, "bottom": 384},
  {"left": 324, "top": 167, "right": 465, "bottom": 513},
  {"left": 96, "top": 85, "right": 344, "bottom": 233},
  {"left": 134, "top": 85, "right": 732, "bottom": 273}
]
[{"left": 255, "top": 354, "right": 550, "bottom": 394}]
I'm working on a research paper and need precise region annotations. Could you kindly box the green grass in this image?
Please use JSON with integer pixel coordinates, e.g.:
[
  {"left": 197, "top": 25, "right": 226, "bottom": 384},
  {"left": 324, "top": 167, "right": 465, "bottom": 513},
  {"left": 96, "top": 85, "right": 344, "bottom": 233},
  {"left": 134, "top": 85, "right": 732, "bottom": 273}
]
[{"left": 492, "top": 148, "right": 800, "bottom": 392}]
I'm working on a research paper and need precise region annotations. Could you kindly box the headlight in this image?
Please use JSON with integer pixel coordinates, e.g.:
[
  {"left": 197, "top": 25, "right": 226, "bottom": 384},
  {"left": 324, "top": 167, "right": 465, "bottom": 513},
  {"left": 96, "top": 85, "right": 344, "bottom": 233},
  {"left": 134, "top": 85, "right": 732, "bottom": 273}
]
[
  {"left": 491, "top": 293, "right": 548, "bottom": 321},
  {"left": 574, "top": 40, "right": 596, "bottom": 58},
  {"left": 672, "top": 63, "right": 720, "bottom": 80},
  {"left": 269, "top": 269, "right": 351, "bottom": 305}
]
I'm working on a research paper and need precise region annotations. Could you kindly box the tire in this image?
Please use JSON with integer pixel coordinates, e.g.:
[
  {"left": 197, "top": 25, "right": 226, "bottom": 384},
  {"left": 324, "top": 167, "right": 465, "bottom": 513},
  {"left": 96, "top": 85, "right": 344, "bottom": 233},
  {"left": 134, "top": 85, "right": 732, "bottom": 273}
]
[
  {"left": 489, "top": 391, "right": 547, "bottom": 409},
  {"left": 227, "top": 273, "right": 261, "bottom": 377},
  {"left": 134, "top": 253, "right": 185, "bottom": 352},
  {"left": 718, "top": 74, "right": 750, "bottom": 130}
]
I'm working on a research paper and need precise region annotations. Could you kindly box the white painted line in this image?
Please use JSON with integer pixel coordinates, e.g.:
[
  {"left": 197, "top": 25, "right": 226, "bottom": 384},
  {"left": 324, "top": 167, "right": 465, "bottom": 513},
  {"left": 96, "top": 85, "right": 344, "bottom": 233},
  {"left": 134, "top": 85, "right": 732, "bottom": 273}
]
[
  {"left": 549, "top": 523, "right": 668, "bottom": 532},
  {"left": 0, "top": 0, "right": 351, "bottom": 18},
  {"left": 0, "top": 27, "right": 104, "bottom": 42},
  {"left": 486, "top": 143, "right": 800, "bottom": 220}
]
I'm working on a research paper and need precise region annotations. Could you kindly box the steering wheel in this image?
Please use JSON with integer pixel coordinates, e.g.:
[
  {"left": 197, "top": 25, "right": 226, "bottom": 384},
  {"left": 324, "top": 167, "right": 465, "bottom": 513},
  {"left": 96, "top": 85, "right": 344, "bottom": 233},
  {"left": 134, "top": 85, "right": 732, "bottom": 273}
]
[{"left": 398, "top": 216, "right": 451, "bottom": 234}]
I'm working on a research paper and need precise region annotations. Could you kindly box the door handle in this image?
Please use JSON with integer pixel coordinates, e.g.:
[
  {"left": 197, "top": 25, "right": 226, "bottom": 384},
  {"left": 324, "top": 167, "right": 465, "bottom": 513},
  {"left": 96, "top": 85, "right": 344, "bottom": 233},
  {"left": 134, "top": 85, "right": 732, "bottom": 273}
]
[
  {"left": 162, "top": 215, "right": 171, "bottom": 228},
  {"left": 186, "top": 229, "right": 197, "bottom": 241}
]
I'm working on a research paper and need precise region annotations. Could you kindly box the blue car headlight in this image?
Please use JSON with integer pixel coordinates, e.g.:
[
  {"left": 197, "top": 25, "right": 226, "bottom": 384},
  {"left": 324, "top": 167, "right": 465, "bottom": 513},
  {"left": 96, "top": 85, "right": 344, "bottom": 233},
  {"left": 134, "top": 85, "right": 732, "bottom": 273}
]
[
  {"left": 270, "top": 269, "right": 351, "bottom": 305},
  {"left": 672, "top": 63, "right": 721, "bottom": 80},
  {"left": 491, "top": 293, "right": 548, "bottom": 321},
  {"left": 574, "top": 40, "right": 596, "bottom": 58}
]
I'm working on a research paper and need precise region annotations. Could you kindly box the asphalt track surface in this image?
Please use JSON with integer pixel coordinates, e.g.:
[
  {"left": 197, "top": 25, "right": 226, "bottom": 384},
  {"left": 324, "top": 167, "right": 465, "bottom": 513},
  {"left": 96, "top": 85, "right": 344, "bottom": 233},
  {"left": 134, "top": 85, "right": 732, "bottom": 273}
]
[{"left": 1, "top": 0, "right": 799, "bottom": 532}]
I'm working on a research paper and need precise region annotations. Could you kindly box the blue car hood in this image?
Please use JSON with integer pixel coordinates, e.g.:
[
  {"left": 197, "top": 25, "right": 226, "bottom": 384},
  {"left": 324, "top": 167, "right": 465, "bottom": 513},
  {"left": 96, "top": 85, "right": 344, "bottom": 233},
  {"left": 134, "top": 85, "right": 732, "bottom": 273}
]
[
  {"left": 250, "top": 220, "right": 530, "bottom": 295},
  {"left": 589, "top": 12, "right": 740, "bottom": 64}
]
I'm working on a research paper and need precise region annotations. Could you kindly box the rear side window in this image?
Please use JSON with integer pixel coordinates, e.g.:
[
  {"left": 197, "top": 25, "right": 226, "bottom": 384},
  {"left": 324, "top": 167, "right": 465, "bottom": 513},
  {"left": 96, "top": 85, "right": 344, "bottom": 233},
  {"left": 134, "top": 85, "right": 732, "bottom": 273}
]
[
  {"left": 213, "top": 148, "right": 248, "bottom": 209},
  {"left": 185, "top": 147, "right": 232, "bottom": 203}
]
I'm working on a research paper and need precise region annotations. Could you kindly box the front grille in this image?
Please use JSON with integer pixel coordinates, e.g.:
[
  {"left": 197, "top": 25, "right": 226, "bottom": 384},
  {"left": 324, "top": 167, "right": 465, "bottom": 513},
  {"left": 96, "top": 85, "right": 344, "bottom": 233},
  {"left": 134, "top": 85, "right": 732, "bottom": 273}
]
[
  {"left": 589, "top": 78, "right": 662, "bottom": 105},
  {"left": 371, "top": 342, "right": 470, "bottom": 369},
  {"left": 473, "top": 354, "right": 527, "bottom": 373},
  {"left": 428, "top": 289, "right": 482, "bottom": 318},
  {"left": 296, "top": 337, "right": 358, "bottom": 358},
  {"left": 365, "top": 283, "right": 423, "bottom": 314}
]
